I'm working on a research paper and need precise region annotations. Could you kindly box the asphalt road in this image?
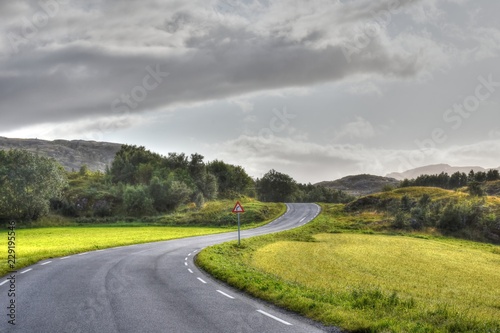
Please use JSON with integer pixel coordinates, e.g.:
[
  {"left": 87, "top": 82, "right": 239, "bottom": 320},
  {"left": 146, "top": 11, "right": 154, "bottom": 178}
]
[{"left": 1, "top": 203, "right": 331, "bottom": 333}]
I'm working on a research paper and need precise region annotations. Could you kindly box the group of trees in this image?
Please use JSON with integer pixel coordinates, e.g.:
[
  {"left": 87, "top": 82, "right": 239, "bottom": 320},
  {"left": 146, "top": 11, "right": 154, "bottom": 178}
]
[
  {"left": 256, "top": 169, "right": 354, "bottom": 204},
  {"left": 400, "top": 170, "right": 500, "bottom": 190},
  {"left": 1, "top": 145, "right": 356, "bottom": 222},
  {"left": 60, "top": 145, "right": 256, "bottom": 218}
]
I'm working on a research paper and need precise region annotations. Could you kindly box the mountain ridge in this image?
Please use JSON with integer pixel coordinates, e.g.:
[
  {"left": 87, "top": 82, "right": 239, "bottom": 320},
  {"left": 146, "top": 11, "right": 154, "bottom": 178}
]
[
  {"left": 0, "top": 137, "right": 122, "bottom": 172},
  {"left": 386, "top": 163, "right": 500, "bottom": 180},
  {"left": 316, "top": 174, "right": 400, "bottom": 196}
]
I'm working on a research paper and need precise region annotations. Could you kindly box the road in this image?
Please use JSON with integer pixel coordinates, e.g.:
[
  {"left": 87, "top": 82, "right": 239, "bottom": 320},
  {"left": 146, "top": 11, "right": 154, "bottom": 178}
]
[{"left": 1, "top": 203, "right": 331, "bottom": 333}]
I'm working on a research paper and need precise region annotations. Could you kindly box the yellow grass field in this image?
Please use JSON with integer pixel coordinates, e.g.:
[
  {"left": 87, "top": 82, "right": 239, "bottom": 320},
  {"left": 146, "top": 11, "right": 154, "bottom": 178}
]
[
  {"left": 252, "top": 233, "right": 500, "bottom": 323},
  {"left": 0, "top": 226, "right": 227, "bottom": 276}
]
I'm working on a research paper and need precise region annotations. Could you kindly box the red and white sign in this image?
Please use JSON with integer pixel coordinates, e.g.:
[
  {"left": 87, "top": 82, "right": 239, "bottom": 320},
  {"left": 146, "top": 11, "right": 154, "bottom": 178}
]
[{"left": 232, "top": 201, "right": 245, "bottom": 213}]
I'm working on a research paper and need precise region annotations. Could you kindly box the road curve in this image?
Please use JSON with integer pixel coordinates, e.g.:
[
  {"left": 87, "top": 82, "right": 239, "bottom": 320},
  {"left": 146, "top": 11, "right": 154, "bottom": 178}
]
[{"left": 1, "top": 203, "right": 328, "bottom": 333}]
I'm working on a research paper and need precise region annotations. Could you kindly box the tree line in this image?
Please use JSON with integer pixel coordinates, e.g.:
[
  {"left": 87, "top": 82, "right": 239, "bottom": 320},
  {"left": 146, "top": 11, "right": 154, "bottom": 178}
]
[
  {"left": 400, "top": 169, "right": 500, "bottom": 190},
  {"left": 0, "top": 146, "right": 351, "bottom": 222}
]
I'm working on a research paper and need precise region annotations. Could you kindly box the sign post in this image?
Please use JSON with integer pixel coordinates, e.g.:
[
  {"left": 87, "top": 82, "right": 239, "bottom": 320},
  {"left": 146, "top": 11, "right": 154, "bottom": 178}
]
[{"left": 231, "top": 201, "right": 245, "bottom": 245}]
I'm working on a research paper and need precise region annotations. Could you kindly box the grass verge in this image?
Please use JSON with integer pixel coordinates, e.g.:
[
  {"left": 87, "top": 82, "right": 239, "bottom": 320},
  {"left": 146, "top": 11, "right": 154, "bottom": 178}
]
[{"left": 196, "top": 204, "right": 500, "bottom": 332}]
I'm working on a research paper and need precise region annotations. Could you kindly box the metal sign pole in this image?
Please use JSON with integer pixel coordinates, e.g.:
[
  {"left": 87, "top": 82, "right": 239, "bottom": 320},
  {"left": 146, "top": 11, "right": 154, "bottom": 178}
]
[{"left": 237, "top": 212, "right": 241, "bottom": 246}]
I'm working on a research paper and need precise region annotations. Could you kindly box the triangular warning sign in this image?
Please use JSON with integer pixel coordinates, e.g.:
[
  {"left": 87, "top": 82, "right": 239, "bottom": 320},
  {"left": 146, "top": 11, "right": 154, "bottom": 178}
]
[{"left": 232, "top": 201, "right": 245, "bottom": 213}]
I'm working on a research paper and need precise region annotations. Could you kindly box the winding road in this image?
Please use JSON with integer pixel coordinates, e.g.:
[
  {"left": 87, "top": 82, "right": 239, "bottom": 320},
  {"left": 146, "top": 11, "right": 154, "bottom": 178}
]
[{"left": 1, "top": 203, "right": 329, "bottom": 333}]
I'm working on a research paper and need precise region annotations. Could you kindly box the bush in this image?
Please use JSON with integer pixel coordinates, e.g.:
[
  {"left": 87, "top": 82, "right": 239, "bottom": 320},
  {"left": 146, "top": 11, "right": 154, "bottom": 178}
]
[{"left": 123, "top": 185, "right": 155, "bottom": 216}]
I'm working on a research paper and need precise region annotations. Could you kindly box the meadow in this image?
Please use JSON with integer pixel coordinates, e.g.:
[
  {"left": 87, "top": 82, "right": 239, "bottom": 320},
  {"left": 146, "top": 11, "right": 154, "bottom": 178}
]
[
  {"left": 197, "top": 202, "right": 500, "bottom": 332},
  {"left": 0, "top": 226, "right": 227, "bottom": 276}
]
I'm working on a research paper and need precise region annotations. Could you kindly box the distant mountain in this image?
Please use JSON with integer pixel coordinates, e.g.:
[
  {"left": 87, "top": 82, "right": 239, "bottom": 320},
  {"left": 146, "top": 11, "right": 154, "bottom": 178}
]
[
  {"left": 0, "top": 137, "right": 122, "bottom": 172},
  {"left": 315, "top": 174, "right": 400, "bottom": 196},
  {"left": 386, "top": 164, "right": 498, "bottom": 180}
]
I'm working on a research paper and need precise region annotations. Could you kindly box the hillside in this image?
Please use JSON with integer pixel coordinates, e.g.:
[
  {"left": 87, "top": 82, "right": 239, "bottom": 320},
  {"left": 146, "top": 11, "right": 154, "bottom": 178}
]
[
  {"left": 387, "top": 163, "right": 498, "bottom": 180},
  {"left": 0, "top": 137, "right": 122, "bottom": 172},
  {"left": 315, "top": 174, "right": 400, "bottom": 196}
]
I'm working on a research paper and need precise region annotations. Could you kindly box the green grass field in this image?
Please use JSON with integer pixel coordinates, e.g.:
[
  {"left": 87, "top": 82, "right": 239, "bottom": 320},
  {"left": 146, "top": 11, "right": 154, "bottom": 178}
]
[
  {"left": 0, "top": 226, "right": 227, "bottom": 276},
  {"left": 253, "top": 234, "right": 500, "bottom": 326},
  {"left": 197, "top": 202, "right": 500, "bottom": 332}
]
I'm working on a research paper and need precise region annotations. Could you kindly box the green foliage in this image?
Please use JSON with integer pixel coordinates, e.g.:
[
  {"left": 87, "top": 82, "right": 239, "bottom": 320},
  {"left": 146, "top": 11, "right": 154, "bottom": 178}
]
[
  {"left": 123, "top": 185, "right": 154, "bottom": 216},
  {"left": 347, "top": 187, "right": 500, "bottom": 243},
  {"left": 257, "top": 169, "right": 353, "bottom": 204},
  {"left": 207, "top": 160, "right": 254, "bottom": 198},
  {"left": 468, "top": 181, "right": 484, "bottom": 197},
  {"left": 256, "top": 169, "right": 298, "bottom": 202},
  {"left": 296, "top": 183, "right": 355, "bottom": 203},
  {"left": 0, "top": 149, "right": 67, "bottom": 221},
  {"left": 400, "top": 170, "right": 499, "bottom": 190}
]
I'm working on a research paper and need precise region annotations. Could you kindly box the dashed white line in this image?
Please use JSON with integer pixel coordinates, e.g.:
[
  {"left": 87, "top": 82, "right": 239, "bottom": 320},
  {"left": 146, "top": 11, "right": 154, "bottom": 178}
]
[
  {"left": 299, "top": 217, "right": 306, "bottom": 223},
  {"left": 77, "top": 253, "right": 88, "bottom": 256},
  {"left": 0, "top": 280, "right": 9, "bottom": 286},
  {"left": 96, "top": 250, "right": 104, "bottom": 252},
  {"left": 216, "top": 290, "right": 235, "bottom": 299},
  {"left": 40, "top": 261, "right": 52, "bottom": 266},
  {"left": 60, "top": 256, "right": 70, "bottom": 260},
  {"left": 188, "top": 269, "right": 193, "bottom": 274},
  {"left": 197, "top": 278, "right": 207, "bottom": 284},
  {"left": 20, "top": 269, "right": 32, "bottom": 274},
  {"left": 188, "top": 253, "right": 192, "bottom": 256},
  {"left": 185, "top": 257, "right": 188, "bottom": 261},
  {"left": 257, "top": 310, "right": 292, "bottom": 326},
  {"left": 184, "top": 262, "right": 188, "bottom": 266}
]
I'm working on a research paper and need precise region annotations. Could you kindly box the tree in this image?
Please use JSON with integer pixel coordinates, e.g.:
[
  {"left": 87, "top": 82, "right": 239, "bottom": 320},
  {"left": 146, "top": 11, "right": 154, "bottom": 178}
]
[
  {"left": 468, "top": 181, "right": 484, "bottom": 197},
  {"left": 0, "top": 149, "right": 67, "bottom": 221},
  {"left": 486, "top": 169, "right": 500, "bottom": 181},
  {"left": 123, "top": 185, "right": 154, "bottom": 216},
  {"left": 256, "top": 169, "right": 298, "bottom": 202},
  {"left": 149, "top": 176, "right": 191, "bottom": 212},
  {"left": 207, "top": 160, "right": 254, "bottom": 198}
]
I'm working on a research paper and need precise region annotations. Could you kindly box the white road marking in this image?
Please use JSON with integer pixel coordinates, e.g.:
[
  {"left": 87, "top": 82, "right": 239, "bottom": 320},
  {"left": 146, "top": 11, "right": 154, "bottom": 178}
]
[
  {"left": 299, "top": 217, "right": 306, "bottom": 223},
  {"left": 257, "top": 310, "right": 292, "bottom": 326},
  {"left": 184, "top": 262, "right": 188, "bottom": 266},
  {"left": 96, "top": 250, "right": 104, "bottom": 252},
  {"left": 60, "top": 256, "right": 70, "bottom": 260},
  {"left": 40, "top": 261, "right": 52, "bottom": 265},
  {"left": 0, "top": 280, "right": 9, "bottom": 286},
  {"left": 197, "top": 278, "right": 207, "bottom": 284},
  {"left": 188, "top": 253, "right": 192, "bottom": 256},
  {"left": 20, "top": 269, "right": 32, "bottom": 274},
  {"left": 188, "top": 269, "right": 193, "bottom": 274},
  {"left": 216, "top": 290, "right": 235, "bottom": 299},
  {"left": 77, "top": 253, "right": 88, "bottom": 256},
  {"left": 185, "top": 257, "right": 188, "bottom": 261}
]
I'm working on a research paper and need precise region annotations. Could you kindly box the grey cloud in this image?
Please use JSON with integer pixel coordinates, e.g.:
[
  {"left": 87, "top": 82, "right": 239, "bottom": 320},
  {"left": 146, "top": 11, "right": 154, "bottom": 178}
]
[{"left": 1, "top": 0, "right": 423, "bottom": 131}]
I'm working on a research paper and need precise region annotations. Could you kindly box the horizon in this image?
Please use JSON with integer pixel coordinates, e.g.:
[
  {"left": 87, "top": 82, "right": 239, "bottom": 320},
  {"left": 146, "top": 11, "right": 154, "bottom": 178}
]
[
  {"left": 1, "top": 135, "right": 498, "bottom": 184},
  {"left": 1, "top": 1, "right": 499, "bottom": 183}
]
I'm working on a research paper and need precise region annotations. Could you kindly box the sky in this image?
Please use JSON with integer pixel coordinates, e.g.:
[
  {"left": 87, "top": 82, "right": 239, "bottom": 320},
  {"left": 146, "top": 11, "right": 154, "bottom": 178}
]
[{"left": 1, "top": 0, "right": 500, "bottom": 183}]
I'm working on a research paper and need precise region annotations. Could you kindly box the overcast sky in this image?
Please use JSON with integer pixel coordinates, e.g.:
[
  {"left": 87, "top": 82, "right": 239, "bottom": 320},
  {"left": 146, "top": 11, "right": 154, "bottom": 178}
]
[{"left": 1, "top": 0, "right": 499, "bottom": 183}]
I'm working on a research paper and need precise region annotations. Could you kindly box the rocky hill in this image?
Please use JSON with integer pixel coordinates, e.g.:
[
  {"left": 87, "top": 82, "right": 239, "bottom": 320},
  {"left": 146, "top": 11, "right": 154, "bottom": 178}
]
[
  {"left": 386, "top": 164, "right": 498, "bottom": 180},
  {"left": 315, "top": 174, "right": 400, "bottom": 196},
  {"left": 0, "top": 137, "right": 122, "bottom": 172}
]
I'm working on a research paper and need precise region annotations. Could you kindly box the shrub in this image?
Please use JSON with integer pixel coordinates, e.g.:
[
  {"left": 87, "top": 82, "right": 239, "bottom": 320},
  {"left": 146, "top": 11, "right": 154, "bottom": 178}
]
[{"left": 123, "top": 185, "right": 154, "bottom": 216}]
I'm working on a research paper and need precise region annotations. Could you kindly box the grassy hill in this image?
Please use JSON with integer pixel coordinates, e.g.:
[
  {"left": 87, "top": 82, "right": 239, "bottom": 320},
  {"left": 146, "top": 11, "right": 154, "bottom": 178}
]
[
  {"left": 345, "top": 186, "right": 500, "bottom": 243},
  {"left": 0, "top": 136, "right": 121, "bottom": 172},
  {"left": 316, "top": 174, "right": 400, "bottom": 196},
  {"left": 197, "top": 189, "right": 500, "bottom": 332}
]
